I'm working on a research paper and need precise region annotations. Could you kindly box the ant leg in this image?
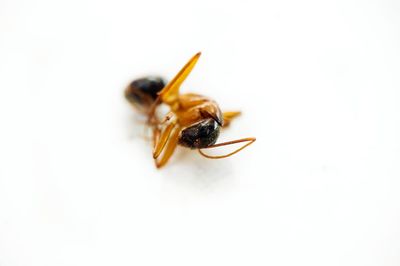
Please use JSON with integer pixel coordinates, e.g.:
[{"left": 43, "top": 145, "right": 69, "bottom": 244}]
[
  {"left": 150, "top": 110, "right": 174, "bottom": 145},
  {"left": 198, "top": 137, "right": 256, "bottom": 159},
  {"left": 155, "top": 126, "right": 181, "bottom": 168},
  {"left": 147, "top": 96, "right": 161, "bottom": 126},
  {"left": 158, "top": 52, "right": 201, "bottom": 105},
  {"left": 222, "top": 111, "right": 241, "bottom": 127},
  {"left": 152, "top": 126, "right": 160, "bottom": 145},
  {"left": 152, "top": 111, "right": 178, "bottom": 159},
  {"left": 153, "top": 121, "right": 177, "bottom": 159}
]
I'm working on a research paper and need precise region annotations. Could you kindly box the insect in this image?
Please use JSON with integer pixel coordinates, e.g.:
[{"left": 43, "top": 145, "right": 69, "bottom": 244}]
[{"left": 125, "top": 52, "right": 256, "bottom": 168}]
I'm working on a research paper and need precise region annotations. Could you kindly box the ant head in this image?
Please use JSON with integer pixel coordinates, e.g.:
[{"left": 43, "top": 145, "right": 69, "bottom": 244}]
[
  {"left": 125, "top": 76, "right": 165, "bottom": 112},
  {"left": 178, "top": 118, "right": 221, "bottom": 149}
]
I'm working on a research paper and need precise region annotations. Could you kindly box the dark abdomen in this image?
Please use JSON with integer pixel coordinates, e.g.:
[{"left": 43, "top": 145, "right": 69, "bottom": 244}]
[{"left": 125, "top": 76, "right": 166, "bottom": 112}]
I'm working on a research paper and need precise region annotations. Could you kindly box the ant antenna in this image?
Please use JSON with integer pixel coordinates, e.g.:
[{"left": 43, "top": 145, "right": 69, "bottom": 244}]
[{"left": 198, "top": 137, "right": 256, "bottom": 159}]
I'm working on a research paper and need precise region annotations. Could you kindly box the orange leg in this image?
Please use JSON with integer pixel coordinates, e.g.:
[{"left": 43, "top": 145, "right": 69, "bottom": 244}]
[
  {"left": 153, "top": 121, "right": 176, "bottom": 159},
  {"left": 222, "top": 111, "right": 241, "bottom": 127},
  {"left": 158, "top": 52, "right": 201, "bottom": 105},
  {"left": 147, "top": 96, "right": 161, "bottom": 126},
  {"left": 152, "top": 126, "right": 160, "bottom": 145},
  {"left": 154, "top": 126, "right": 181, "bottom": 168}
]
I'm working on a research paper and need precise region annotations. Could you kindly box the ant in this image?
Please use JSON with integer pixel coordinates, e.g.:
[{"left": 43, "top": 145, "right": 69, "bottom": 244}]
[{"left": 125, "top": 52, "right": 256, "bottom": 168}]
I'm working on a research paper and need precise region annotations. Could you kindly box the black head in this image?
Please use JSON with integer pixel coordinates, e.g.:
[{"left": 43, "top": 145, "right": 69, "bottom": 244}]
[
  {"left": 178, "top": 118, "right": 221, "bottom": 149},
  {"left": 125, "top": 76, "right": 166, "bottom": 111}
]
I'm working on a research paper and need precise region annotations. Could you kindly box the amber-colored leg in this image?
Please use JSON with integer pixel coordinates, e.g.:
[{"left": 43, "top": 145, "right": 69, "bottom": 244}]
[
  {"left": 154, "top": 126, "right": 181, "bottom": 168},
  {"left": 198, "top": 137, "right": 256, "bottom": 159},
  {"left": 222, "top": 111, "right": 241, "bottom": 127},
  {"left": 158, "top": 52, "right": 201, "bottom": 105},
  {"left": 152, "top": 126, "right": 160, "bottom": 145},
  {"left": 153, "top": 121, "right": 177, "bottom": 159},
  {"left": 147, "top": 96, "right": 161, "bottom": 126}
]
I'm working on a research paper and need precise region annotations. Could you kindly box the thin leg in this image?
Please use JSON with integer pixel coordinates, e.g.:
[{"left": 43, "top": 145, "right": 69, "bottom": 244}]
[
  {"left": 222, "top": 111, "right": 241, "bottom": 127},
  {"left": 158, "top": 52, "right": 201, "bottom": 105},
  {"left": 152, "top": 126, "right": 160, "bottom": 145},
  {"left": 198, "top": 137, "right": 256, "bottom": 159},
  {"left": 153, "top": 121, "right": 177, "bottom": 159},
  {"left": 155, "top": 126, "right": 181, "bottom": 168},
  {"left": 146, "top": 96, "right": 161, "bottom": 126}
]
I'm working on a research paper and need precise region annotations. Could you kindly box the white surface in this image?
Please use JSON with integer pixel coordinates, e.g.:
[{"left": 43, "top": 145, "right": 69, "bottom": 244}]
[{"left": 1, "top": 0, "right": 400, "bottom": 265}]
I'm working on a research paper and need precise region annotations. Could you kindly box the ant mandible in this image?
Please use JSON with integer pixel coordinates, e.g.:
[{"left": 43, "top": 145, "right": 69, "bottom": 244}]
[{"left": 125, "top": 52, "right": 256, "bottom": 168}]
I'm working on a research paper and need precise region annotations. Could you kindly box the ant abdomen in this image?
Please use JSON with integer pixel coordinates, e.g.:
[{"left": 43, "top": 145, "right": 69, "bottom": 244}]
[{"left": 125, "top": 76, "right": 166, "bottom": 112}]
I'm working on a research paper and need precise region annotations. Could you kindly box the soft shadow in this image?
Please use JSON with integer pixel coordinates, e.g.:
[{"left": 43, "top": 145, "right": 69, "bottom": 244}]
[
  {"left": 125, "top": 112, "right": 152, "bottom": 141},
  {"left": 159, "top": 147, "right": 236, "bottom": 192}
]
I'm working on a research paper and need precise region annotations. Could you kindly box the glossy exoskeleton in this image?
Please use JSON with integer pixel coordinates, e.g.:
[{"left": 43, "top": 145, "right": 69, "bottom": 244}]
[
  {"left": 125, "top": 76, "right": 166, "bottom": 112},
  {"left": 125, "top": 53, "right": 255, "bottom": 168}
]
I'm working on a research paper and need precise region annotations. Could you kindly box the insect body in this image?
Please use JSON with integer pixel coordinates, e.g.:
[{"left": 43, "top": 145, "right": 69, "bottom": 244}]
[
  {"left": 125, "top": 52, "right": 256, "bottom": 168},
  {"left": 125, "top": 76, "right": 166, "bottom": 113}
]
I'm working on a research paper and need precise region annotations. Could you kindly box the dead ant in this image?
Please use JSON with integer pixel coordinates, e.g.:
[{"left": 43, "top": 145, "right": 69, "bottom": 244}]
[{"left": 125, "top": 52, "right": 256, "bottom": 168}]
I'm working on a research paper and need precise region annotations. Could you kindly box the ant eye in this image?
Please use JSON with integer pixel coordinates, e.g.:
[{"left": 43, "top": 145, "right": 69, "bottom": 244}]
[
  {"left": 125, "top": 76, "right": 165, "bottom": 109},
  {"left": 178, "top": 118, "right": 220, "bottom": 149}
]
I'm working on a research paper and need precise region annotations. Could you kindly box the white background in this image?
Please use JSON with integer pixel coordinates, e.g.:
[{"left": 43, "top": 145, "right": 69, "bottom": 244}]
[{"left": 1, "top": 0, "right": 400, "bottom": 265}]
